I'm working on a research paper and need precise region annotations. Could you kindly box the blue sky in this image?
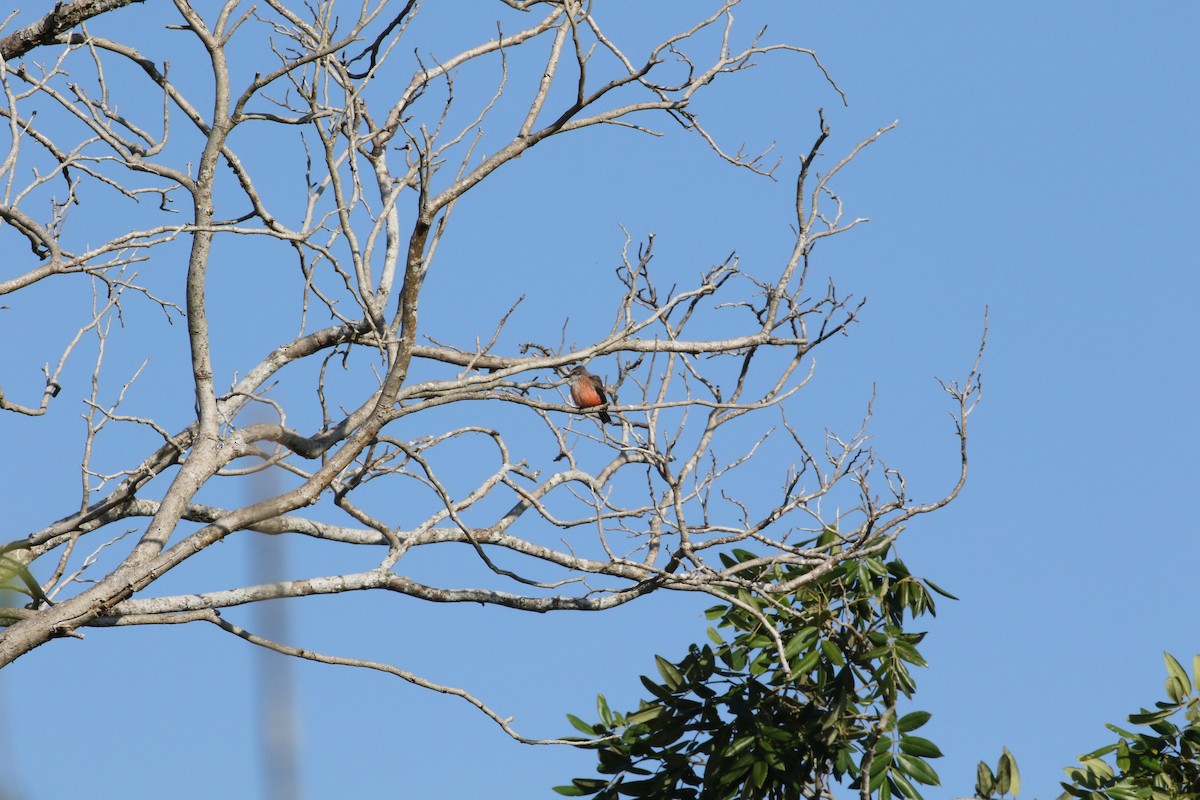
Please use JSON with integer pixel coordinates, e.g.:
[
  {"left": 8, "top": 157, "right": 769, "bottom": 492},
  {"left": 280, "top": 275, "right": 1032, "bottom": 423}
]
[{"left": 0, "top": 2, "right": 1197, "bottom": 799}]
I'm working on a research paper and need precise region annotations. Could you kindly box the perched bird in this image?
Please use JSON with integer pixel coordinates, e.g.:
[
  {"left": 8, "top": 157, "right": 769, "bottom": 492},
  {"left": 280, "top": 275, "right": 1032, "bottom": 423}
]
[{"left": 566, "top": 365, "right": 612, "bottom": 424}]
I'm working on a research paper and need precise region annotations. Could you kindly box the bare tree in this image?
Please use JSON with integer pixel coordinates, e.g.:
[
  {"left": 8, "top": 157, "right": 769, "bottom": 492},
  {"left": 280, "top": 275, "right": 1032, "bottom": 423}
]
[{"left": 0, "top": 0, "right": 979, "bottom": 759}]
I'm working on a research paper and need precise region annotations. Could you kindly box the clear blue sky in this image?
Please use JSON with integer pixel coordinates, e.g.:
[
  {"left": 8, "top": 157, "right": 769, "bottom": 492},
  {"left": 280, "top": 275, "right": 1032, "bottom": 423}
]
[{"left": 0, "top": 2, "right": 1197, "bottom": 799}]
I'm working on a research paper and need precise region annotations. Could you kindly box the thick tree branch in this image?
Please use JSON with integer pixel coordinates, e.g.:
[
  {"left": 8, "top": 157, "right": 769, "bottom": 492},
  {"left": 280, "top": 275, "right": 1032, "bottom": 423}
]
[{"left": 0, "top": 0, "right": 143, "bottom": 60}]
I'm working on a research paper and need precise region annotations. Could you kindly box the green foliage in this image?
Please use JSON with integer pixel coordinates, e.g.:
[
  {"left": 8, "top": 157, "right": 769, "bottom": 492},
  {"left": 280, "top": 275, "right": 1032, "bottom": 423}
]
[
  {"left": 554, "top": 538, "right": 950, "bottom": 800},
  {"left": 1057, "top": 652, "right": 1200, "bottom": 800},
  {"left": 554, "top": 533, "right": 1200, "bottom": 800},
  {"left": 976, "top": 747, "right": 1021, "bottom": 798}
]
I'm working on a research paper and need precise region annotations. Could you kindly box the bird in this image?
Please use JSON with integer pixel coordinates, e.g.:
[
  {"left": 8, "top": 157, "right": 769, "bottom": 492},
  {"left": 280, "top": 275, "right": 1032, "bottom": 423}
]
[{"left": 566, "top": 365, "right": 612, "bottom": 424}]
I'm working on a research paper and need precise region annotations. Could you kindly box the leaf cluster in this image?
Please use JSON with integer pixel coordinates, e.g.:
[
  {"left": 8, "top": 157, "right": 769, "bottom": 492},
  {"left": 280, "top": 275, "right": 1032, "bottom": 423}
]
[
  {"left": 556, "top": 533, "right": 956, "bottom": 800},
  {"left": 975, "top": 747, "right": 1021, "bottom": 799},
  {"left": 1059, "top": 653, "right": 1200, "bottom": 800}
]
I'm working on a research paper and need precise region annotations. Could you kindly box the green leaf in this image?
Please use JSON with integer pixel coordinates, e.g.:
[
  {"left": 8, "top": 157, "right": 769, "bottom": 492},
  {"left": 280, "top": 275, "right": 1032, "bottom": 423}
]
[
  {"left": 816, "top": 526, "right": 838, "bottom": 546},
  {"left": 784, "top": 627, "right": 818, "bottom": 659},
  {"left": 820, "top": 638, "right": 845, "bottom": 666},
  {"left": 976, "top": 761, "right": 995, "bottom": 797},
  {"left": 1164, "top": 652, "right": 1192, "bottom": 692},
  {"left": 889, "top": 769, "right": 925, "bottom": 800},
  {"left": 864, "top": 557, "right": 890, "bottom": 578},
  {"left": 1164, "top": 651, "right": 1191, "bottom": 703},
  {"left": 892, "top": 638, "right": 928, "bottom": 668},
  {"left": 744, "top": 633, "right": 775, "bottom": 650},
  {"left": 1104, "top": 722, "right": 1138, "bottom": 739},
  {"left": 861, "top": 645, "right": 892, "bottom": 662},
  {"left": 1078, "top": 743, "right": 1117, "bottom": 761},
  {"left": 1105, "top": 788, "right": 1140, "bottom": 800},
  {"left": 922, "top": 578, "right": 959, "bottom": 600},
  {"left": 706, "top": 627, "right": 724, "bottom": 645},
  {"left": 655, "top": 656, "right": 684, "bottom": 691},
  {"left": 1149, "top": 718, "right": 1179, "bottom": 736},
  {"left": 1128, "top": 707, "right": 1177, "bottom": 725},
  {"left": 859, "top": 561, "right": 878, "bottom": 592},
  {"left": 897, "top": 711, "right": 932, "bottom": 733},
  {"left": 1000, "top": 748, "right": 1020, "bottom": 799},
  {"left": 638, "top": 675, "right": 671, "bottom": 700},
  {"left": 996, "top": 747, "right": 1012, "bottom": 795},
  {"left": 734, "top": 589, "right": 761, "bottom": 614},
  {"left": 725, "top": 735, "right": 757, "bottom": 758},
  {"left": 898, "top": 736, "right": 943, "bottom": 758},
  {"left": 750, "top": 758, "right": 768, "bottom": 788},
  {"left": 789, "top": 647, "right": 821, "bottom": 679},
  {"left": 749, "top": 651, "right": 774, "bottom": 676},
  {"left": 625, "top": 706, "right": 663, "bottom": 726},
  {"left": 870, "top": 753, "right": 892, "bottom": 785},
  {"left": 895, "top": 754, "right": 940, "bottom": 786},
  {"left": 1078, "top": 756, "right": 1113, "bottom": 780},
  {"left": 597, "top": 694, "right": 614, "bottom": 727},
  {"left": 835, "top": 746, "right": 855, "bottom": 776},
  {"left": 1113, "top": 740, "right": 1130, "bottom": 772},
  {"left": 1193, "top": 654, "right": 1200, "bottom": 691},
  {"left": 567, "top": 714, "right": 600, "bottom": 735},
  {"left": 559, "top": 778, "right": 609, "bottom": 796},
  {"left": 1056, "top": 782, "right": 1089, "bottom": 799}
]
